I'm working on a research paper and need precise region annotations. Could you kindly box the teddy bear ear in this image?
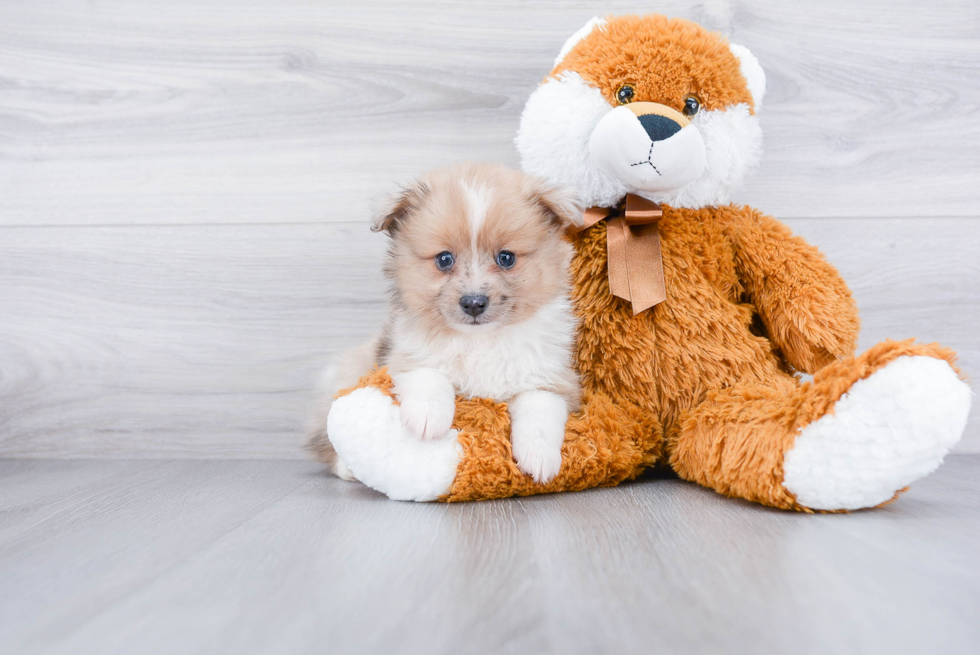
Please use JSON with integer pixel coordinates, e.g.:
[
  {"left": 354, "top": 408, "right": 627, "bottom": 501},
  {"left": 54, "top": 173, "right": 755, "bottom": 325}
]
[
  {"left": 528, "top": 180, "right": 584, "bottom": 230},
  {"left": 554, "top": 16, "right": 607, "bottom": 67},
  {"left": 370, "top": 181, "right": 429, "bottom": 233},
  {"left": 729, "top": 43, "right": 767, "bottom": 110}
]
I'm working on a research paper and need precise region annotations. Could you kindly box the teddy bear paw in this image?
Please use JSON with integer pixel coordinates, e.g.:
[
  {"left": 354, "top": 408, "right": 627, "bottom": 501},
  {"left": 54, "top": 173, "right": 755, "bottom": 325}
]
[
  {"left": 782, "top": 355, "right": 971, "bottom": 510},
  {"left": 327, "top": 386, "right": 461, "bottom": 501}
]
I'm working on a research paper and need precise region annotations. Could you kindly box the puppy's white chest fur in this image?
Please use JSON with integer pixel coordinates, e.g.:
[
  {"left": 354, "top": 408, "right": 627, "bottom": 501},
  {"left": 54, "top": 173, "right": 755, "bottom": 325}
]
[{"left": 388, "top": 296, "right": 577, "bottom": 401}]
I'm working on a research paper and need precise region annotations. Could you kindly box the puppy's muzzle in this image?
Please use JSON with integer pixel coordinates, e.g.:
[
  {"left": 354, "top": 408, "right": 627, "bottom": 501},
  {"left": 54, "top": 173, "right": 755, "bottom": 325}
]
[
  {"left": 460, "top": 294, "right": 489, "bottom": 317},
  {"left": 589, "top": 101, "right": 707, "bottom": 195}
]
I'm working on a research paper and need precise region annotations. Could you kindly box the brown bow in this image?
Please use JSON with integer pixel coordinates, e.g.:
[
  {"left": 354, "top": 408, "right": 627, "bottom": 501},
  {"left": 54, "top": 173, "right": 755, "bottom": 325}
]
[{"left": 577, "top": 193, "right": 666, "bottom": 315}]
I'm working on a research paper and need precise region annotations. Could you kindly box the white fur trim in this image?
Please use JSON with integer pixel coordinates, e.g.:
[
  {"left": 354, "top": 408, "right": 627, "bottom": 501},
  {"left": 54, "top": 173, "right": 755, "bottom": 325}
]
[
  {"left": 783, "top": 356, "right": 972, "bottom": 511},
  {"left": 516, "top": 72, "right": 624, "bottom": 209},
  {"left": 589, "top": 106, "right": 707, "bottom": 195},
  {"left": 391, "top": 368, "right": 457, "bottom": 441},
  {"left": 327, "top": 387, "right": 461, "bottom": 502},
  {"left": 729, "top": 44, "right": 766, "bottom": 110},
  {"left": 662, "top": 103, "right": 762, "bottom": 209},
  {"left": 509, "top": 390, "right": 568, "bottom": 483},
  {"left": 554, "top": 16, "right": 606, "bottom": 67},
  {"left": 516, "top": 72, "right": 763, "bottom": 209}
]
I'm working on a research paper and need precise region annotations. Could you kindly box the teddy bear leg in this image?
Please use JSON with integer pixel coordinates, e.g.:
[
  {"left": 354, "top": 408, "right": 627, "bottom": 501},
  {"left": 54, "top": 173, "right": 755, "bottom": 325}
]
[
  {"left": 667, "top": 383, "right": 804, "bottom": 510},
  {"left": 669, "top": 340, "right": 971, "bottom": 511},
  {"left": 442, "top": 395, "right": 664, "bottom": 502}
]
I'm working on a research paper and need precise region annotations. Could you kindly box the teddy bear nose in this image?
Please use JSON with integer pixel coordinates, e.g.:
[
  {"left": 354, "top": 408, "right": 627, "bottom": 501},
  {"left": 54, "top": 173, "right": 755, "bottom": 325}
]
[
  {"left": 460, "top": 294, "right": 489, "bottom": 317},
  {"left": 625, "top": 101, "right": 691, "bottom": 143},
  {"left": 637, "top": 113, "right": 682, "bottom": 142}
]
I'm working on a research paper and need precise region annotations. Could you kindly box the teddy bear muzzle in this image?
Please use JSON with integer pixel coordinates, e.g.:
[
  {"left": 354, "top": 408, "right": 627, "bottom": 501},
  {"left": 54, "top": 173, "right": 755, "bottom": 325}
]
[{"left": 589, "top": 101, "right": 707, "bottom": 195}]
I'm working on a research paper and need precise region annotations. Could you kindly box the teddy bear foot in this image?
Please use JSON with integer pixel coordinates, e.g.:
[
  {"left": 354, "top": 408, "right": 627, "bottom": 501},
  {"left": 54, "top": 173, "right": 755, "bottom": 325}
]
[
  {"left": 782, "top": 356, "right": 972, "bottom": 510},
  {"left": 327, "top": 387, "right": 462, "bottom": 501}
]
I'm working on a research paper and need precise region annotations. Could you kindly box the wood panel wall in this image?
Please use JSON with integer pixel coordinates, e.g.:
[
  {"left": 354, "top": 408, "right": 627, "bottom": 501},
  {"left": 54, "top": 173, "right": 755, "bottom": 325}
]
[{"left": 1, "top": 0, "right": 978, "bottom": 457}]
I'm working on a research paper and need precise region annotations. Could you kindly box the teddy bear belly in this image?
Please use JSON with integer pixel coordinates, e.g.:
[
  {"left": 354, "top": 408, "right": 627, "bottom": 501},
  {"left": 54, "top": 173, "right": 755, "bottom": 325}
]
[
  {"left": 572, "top": 213, "right": 793, "bottom": 429},
  {"left": 580, "top": 286, "right": 794, "bottom": 434}
]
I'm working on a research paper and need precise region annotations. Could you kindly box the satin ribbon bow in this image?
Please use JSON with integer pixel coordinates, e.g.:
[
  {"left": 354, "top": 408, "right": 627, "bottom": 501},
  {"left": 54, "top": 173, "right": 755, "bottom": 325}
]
[{"left": 577, "top": 193, "right": 667, "bottom": 315}]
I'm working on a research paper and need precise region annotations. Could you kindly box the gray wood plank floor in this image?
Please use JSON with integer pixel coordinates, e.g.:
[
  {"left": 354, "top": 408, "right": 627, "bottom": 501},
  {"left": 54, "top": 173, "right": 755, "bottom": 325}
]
[{"left": 2, "top": 456, "right": 978, "bottom": 655}]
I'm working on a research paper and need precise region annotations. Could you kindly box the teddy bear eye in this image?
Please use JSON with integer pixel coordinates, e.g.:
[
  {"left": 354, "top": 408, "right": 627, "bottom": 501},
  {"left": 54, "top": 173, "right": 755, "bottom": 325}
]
[
  {"left": 435, "top": 251, "right": 455, "bottom": 271},
  {"left": 496, "top": 250, "right": 516, "bottom": 269},
  {"left": 683, "top": 94, "right": 701, "bottom": 116},
  {"left": 616, "top": 84, "right": 635, "bottom": 105}
]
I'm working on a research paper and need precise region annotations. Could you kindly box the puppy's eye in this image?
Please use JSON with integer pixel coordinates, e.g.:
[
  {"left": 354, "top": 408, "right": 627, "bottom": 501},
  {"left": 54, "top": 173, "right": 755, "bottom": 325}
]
[
  {"left": 435, "top": 251, "right": 455, "bottom": 271},
  {"left": 496, "top": 250, "right": 516, "bottom": 269},
  {"left": 616, "top": 84, "right": 635, "bottom": 105},
  {"left": 683, "top": 94, "right": 701, "bottom": 116}
]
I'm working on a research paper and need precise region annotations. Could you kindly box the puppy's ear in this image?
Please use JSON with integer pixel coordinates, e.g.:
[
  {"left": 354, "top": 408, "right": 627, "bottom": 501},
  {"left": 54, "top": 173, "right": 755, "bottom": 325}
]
[
  {"left": 371, "top": 181, "right": 429, "bottom": 233},
  {"left": 527, "top": 180, "right": 584, "bottom": 231}
]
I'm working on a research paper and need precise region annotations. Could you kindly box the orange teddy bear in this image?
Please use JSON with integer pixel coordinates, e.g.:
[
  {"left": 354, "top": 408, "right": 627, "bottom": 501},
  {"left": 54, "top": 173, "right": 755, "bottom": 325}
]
[{"left": 321, "top": 14, "right": 971, "bottom": 511}]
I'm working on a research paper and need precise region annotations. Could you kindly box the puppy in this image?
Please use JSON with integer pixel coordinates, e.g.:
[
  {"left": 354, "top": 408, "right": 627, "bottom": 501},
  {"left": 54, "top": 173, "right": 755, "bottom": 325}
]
[{"left": 307, "top": 162, "right": 582, "bottom": 484}]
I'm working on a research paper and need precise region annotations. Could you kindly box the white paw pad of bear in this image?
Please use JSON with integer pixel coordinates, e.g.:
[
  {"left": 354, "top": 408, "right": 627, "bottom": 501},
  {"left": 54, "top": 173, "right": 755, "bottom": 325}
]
[
  {"left": 783, "top": 356, "right": 972, "bottom": 510},
  {"left": 326, "top": 387, "right": 461, "bottom": 502}
]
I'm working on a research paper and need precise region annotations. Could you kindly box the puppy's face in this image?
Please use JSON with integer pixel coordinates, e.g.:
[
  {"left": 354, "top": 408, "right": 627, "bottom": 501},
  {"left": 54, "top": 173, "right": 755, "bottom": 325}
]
[{"left": 374, "top": 164, "right": 582, "bottom": 333}]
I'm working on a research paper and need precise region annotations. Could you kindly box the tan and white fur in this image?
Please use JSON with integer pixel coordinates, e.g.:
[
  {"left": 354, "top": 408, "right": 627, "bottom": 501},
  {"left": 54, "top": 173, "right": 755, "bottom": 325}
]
[{"left": 308, "top": 163, "right": 583, "bottom": 484}]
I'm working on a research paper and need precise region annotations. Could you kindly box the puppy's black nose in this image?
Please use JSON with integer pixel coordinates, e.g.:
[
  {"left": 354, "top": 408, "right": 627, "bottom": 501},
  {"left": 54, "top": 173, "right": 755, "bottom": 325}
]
[
  {"left": 638, "top": 113, "right": 682, "bottom": 142},
  {"left": 460, "top": 294, "right": 489, "bottom": 317}
]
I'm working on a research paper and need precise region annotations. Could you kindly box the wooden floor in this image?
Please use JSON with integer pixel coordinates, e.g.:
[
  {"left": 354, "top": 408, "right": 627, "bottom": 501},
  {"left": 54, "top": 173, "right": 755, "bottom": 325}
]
[{"left": 2, "top": 456, "right": 978, "bottom": 655}]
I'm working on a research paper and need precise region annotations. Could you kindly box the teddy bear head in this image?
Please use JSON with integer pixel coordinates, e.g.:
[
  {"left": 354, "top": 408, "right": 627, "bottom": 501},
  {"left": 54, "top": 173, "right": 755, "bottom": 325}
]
[{"left": 516, "top": 14, "right": 766, "bottom": 210}]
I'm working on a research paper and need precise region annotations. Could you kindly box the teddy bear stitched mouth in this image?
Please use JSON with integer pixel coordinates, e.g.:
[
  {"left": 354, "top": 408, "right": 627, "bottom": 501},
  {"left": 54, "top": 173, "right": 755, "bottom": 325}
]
[{"left": 630, "top": 143, "right": 662, "bottom": 176}]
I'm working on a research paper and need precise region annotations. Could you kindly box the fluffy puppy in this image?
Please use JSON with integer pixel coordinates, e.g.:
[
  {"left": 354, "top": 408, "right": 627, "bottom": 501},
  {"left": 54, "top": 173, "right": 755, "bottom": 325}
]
[{"left": 308, "top": 163, "right": 583, "bottom": 484}]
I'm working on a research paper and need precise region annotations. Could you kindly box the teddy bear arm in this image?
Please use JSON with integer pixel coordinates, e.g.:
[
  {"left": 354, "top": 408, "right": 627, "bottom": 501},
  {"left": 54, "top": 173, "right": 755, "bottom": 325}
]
[{"left": 728, "top": 208, "right": 860, "bottom": 373}]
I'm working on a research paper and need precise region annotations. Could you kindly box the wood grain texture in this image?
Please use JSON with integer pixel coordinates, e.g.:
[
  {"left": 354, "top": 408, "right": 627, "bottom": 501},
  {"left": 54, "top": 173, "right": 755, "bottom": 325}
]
[
  {"left": 1, "top": 217, "right": 977, "bottom": 457},
  {"left": 1, "top": 0, "right": 978, "bottom": 225},
  {"left": 1, "top": 457, "right": 978, "bottom": 655},
  {"left": 0, "top": 1, "right": 978, "bottom": 457},
  {"left": 0, "top": 222, "right": 387, "bottom": 458}
]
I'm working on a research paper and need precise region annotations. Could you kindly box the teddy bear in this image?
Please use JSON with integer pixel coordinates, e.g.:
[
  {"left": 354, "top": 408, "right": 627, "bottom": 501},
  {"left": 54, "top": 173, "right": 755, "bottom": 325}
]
[{"left": 322, "top": 14, "right": 972, "bottom": 511}]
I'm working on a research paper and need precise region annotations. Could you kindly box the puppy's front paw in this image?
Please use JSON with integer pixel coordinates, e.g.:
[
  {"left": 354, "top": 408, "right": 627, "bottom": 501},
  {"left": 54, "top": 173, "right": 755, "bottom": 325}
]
[
  {"left": 392, "top": 368, "right": 456, "bottom": 441},
  {"left": 512, "top": 427, "right": 563, "bottom": 484},
  {"left": 509, "top": 390, "right": 568, "bottom": 484},
  {"left": 398, "top": 394, "right": 456, "bottom": 441}
]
